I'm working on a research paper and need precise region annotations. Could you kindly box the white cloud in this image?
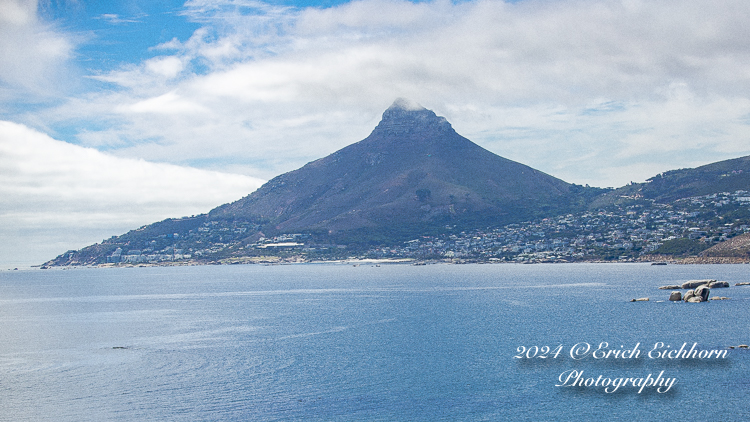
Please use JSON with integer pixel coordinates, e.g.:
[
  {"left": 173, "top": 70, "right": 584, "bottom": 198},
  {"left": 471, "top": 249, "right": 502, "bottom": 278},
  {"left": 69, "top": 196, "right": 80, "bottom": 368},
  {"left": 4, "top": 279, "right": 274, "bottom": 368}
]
[
  {"left": 1, "top": 0, "right": 34, "bottom": 24},
  {"left": 144, "top": 56, "right": 185, "bottom": 79},
  {"left": 126, "top": 91, "right": 208, "bottom": 114},
  {"left": 0, "top": 121, "right": 264, "bottom": 267},
  {"left": 0, "top": 0, "right": 75, "bottom": 99},
  {"left": 97, "top": 13, "right": 143, "bottom": 24}
]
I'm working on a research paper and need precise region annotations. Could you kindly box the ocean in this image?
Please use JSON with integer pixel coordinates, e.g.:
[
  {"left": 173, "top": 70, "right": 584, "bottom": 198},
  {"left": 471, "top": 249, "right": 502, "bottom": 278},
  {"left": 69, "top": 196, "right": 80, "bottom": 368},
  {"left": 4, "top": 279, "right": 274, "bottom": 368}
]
[{"left": 1, "top": 263, "right": 749, "bottom": 421}]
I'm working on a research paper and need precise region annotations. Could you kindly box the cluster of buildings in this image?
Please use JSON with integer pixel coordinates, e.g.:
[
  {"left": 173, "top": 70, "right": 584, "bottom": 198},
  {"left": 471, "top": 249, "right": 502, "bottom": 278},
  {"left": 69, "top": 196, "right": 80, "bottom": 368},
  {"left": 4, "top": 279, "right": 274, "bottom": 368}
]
[
  {"left": 364, "top": 190, "right": 750, "bottom": 262},
  {"left": 105, "top": 190, "right": 750, "bottom": 264},
  {"left": 107, "top": 246, "right": 191, "bottom": 263}
]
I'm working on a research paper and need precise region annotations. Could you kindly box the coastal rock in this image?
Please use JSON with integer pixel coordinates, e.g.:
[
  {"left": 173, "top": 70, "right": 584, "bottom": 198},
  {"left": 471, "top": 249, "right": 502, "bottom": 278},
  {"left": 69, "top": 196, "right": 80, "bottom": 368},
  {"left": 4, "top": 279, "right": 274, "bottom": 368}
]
[
  {"left": 686, "top": 296, "right": 704, "bottom": 303},
  {"left": 669, "top": 291, "right": 682, "bottom": 301},
  {"left": 659, "top": 285, "right": 681, "bottom": 290},
  {"left": 708, "top": 281, "right": 729, "bottom": 288},
  {"left": 735, "top": 282, "right": 750, "bottom": 286},
  {"left": 683, "top": 290, "right": 695, "bottom": 302},
  {"left": 711, "top": 297, "right": 730, "bottom": 300},
  {"left": 630, "top": 297, "right": 649, "bottom": 302},
  {"left": 695, "top": 285, "right": 711, "bottom": 302},
  {"left": 682, "top": 279, "right": 714, "bottom": 289}
]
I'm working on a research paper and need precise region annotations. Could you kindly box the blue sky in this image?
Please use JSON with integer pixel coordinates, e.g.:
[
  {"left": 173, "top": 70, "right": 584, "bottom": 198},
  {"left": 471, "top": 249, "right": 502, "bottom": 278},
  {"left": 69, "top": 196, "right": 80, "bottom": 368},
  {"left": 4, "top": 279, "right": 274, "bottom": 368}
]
[{"left": 2, "top": 0, "right": 750, "bottom": 267}]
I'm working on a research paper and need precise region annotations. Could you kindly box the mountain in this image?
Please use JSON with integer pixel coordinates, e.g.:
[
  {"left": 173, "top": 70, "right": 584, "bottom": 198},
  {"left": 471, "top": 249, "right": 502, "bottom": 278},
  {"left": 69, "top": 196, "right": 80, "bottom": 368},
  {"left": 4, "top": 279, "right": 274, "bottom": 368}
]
[
  {"left": 44, "top": 99, "right": 599, "bottom": 266},
  {"left": 208, "top": 98, "right": 591, "bottom": 241}
]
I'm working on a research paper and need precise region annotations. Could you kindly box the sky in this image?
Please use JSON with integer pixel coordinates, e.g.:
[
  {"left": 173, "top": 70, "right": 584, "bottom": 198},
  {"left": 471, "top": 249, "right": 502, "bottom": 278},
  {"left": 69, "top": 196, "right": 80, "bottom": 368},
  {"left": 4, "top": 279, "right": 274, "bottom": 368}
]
[{"left": 2, "top": 0, "right": 750, "bottom": 268}]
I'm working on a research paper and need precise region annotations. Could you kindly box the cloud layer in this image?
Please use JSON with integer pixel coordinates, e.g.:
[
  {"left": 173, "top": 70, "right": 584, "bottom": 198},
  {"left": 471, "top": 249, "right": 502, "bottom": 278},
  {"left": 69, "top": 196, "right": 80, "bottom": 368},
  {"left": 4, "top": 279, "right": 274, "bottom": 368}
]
[
  {"left": 24, "top": 0, "right": 749, "bottom": 187},
  {"left": 0, "top": 120, "right": 264, "bottom": 267}
]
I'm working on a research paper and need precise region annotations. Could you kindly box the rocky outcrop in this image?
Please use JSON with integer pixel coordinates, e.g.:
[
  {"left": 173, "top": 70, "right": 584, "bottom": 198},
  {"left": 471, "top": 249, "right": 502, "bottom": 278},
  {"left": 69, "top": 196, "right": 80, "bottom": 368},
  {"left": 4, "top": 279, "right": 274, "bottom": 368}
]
[
  {"left": 682, "top": 279, "right": 714, "bottom": 289},
  {"left": 678, "top": 257, "right": 750, "bottom": 264},
  {"left": 708, "top": 281, "right": 729, "bottom": 288},
  {"left": 700, "top": 232, "right": 750, "bottom": 259},
  {"left": 735, "top": 282, "right": 750, "bottom": 286},
  {"left": 681, "top": 286, "right": 710, "bottom": 302},
  {"left": 695, "top": 285, "right": 710, "bottom": 302},
  {"left": 659, "top": 285, "right": 681, "bottom": 290},
  {"left": 630, "top": 297, "right": 649, "bottom": 302},
  {"left": 669, "top": 291, "right": 682, "bottom": 301}
]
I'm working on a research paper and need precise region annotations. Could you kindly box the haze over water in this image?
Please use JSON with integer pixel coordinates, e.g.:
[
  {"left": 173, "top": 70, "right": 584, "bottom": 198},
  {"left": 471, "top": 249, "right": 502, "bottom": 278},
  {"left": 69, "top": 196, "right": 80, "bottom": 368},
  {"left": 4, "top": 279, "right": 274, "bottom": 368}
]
[{"left": 1, "top": 263, "right": 749, "bottom": 421}]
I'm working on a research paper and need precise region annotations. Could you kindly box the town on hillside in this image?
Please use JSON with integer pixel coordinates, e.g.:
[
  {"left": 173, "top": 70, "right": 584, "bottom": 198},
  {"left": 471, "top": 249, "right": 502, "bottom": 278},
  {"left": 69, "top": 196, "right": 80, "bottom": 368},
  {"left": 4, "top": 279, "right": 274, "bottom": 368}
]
[{"left": 50, "top": 189, "right": 750, "bottom": 267}]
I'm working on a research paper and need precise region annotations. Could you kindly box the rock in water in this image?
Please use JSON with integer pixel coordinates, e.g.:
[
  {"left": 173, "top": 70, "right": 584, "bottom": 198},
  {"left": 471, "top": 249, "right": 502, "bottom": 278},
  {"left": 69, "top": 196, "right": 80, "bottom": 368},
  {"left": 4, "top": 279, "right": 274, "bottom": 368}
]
[
  {"left": 630, "top": 297, "right": 649, "bottom": 302},
  {"left": 708, "top": 281, "right": 729, "bottom": 288},
  {"left": 695, "top": 285, "right": 710, "bottom": 302},
  {"left": 669, "top": 291, "right": 682, "bottom": 301},
  {"left": 659, "top": 285, "right": 681, "bottom": 290},
  {"left": 682, "top": 279, "right": 714, "bottom": 289},
  {"left": 683, "top": 290, "right": 696, "bottom": 302}
]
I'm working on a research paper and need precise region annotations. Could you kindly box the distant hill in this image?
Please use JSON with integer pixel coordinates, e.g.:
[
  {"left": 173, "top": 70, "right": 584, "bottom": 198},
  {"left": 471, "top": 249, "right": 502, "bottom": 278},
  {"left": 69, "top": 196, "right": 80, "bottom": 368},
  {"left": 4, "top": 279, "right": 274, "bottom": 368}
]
[{"left": 591, "top": 155, "right": 750, "bottom": 207}]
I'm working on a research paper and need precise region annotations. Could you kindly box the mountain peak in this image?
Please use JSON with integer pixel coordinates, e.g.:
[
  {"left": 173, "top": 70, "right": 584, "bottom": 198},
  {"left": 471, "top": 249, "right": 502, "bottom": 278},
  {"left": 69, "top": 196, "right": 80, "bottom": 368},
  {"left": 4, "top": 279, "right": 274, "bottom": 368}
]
[
  {"left": 376, "top": 98, "right": 451, "bottom": 135},
  {"left": 388, "top": 98, "right": 425, "bottom": 111}
]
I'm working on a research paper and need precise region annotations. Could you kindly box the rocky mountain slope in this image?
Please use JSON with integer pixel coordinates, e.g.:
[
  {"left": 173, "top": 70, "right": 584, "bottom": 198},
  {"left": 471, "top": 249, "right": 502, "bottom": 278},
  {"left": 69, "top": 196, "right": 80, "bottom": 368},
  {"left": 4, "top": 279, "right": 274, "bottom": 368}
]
[
  {"left": 209, "top": 99, "right": 593, "bottom": 238},
  {"left": 700, "top": 232, "right": 750, "bottom": 259}
]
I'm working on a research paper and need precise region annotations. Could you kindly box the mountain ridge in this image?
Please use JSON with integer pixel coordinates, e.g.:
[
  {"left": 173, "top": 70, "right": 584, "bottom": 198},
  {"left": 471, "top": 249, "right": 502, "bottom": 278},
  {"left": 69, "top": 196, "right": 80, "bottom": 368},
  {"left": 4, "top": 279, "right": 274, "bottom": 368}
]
[{"left": 591, "top": 155, "right": 750, "bottom": 208}]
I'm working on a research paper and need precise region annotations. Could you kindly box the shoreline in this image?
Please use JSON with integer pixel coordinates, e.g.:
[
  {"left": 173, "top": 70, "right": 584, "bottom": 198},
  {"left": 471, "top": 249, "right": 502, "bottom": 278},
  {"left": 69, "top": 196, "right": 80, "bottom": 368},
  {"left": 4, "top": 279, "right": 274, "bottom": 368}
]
[{"left": 17, "top": 255, "right": 750, "bottom": 270}]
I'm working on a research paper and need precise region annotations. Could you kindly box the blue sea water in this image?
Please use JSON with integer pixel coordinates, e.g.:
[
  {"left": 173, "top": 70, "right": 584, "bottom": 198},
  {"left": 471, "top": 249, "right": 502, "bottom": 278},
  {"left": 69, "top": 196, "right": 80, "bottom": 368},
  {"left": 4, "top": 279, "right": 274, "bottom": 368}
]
[{"left": 0, "top": 263, "right": 749, "bottom": 421}]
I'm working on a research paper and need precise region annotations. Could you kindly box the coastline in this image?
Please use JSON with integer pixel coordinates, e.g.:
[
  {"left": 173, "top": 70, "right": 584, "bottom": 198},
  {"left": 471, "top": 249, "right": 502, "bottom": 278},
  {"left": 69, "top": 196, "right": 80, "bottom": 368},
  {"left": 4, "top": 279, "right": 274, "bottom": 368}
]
[{"left": 25, "top": 255, "right": 750, "bottom": 270}]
